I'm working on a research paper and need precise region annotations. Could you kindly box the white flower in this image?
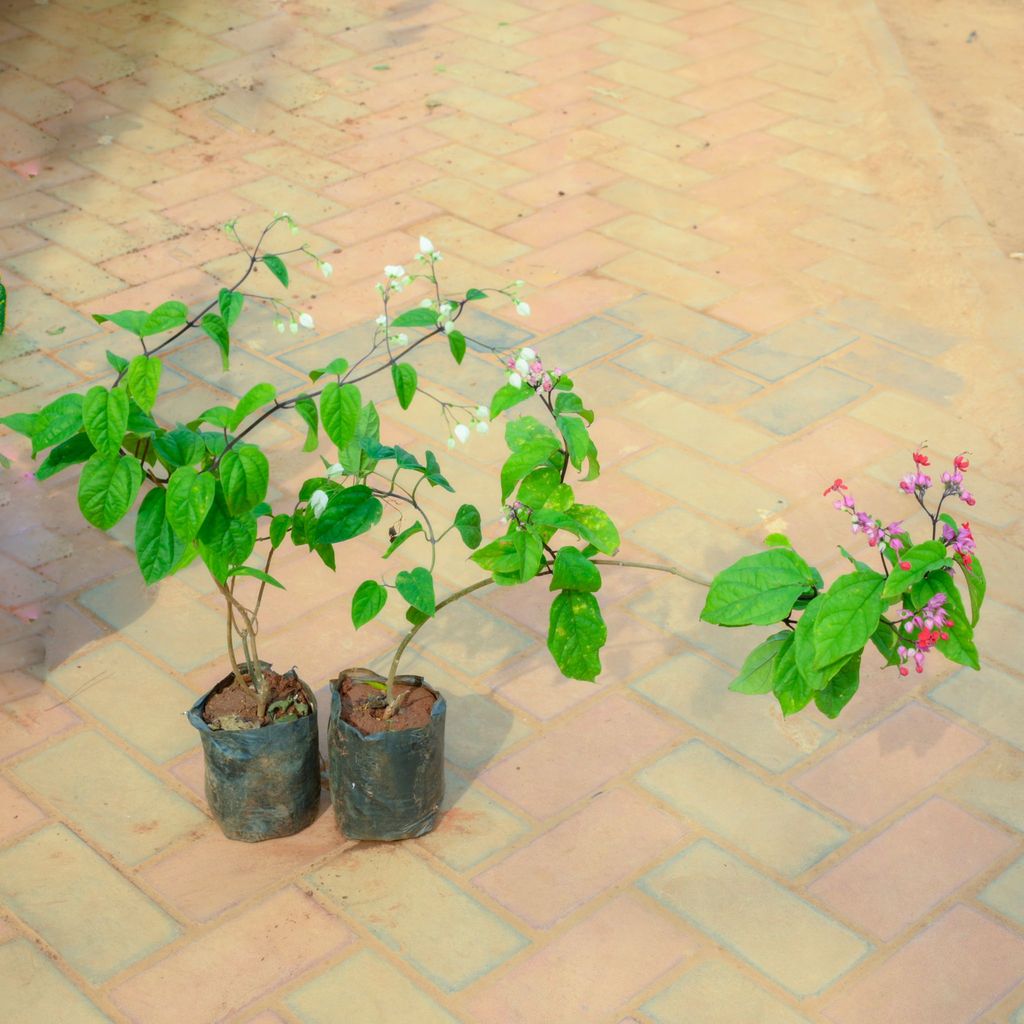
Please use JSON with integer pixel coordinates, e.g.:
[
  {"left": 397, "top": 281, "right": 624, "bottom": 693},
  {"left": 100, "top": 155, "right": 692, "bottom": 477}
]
[
  {"left": 446, "top": 437, "right": 456, "bottom": 449},
  {"left": 275, "top": 319, "right": 286, "bottom": 333},
  {"left": 384, "top": 264, "right": 405, "bottom": 279},
  {"left": 419, "top": 235, "right": 434, "bottom": 254},
  {"left": 515, "top": 356, "right": 530, "bottom": 376},
  {"left": 476, "top": 420, "right": 489, "bottom": 434},
  {"left": 309, "top": 489, "right": 328, "bottom": 518},
  {"left": 454, "top": 424, "right": 471, "bottom": 444},
  {"left": 289, "top": 320, "right": 299, "bottom": 334},
  {"left": 508, "top": 372, "right": 523, "bottom": 389},
  {"left": 442, "top": 321, "right": 454, "bottom": 334},
  {"left": 475, "top": 405, "right": 490, "bottom": 421},
  {"left": 325, "top": 462, "right": 344, "bottom": 477},
  {"left": 393, "top": 332, "right": 408, "bottom": 346},
  {"left": 320, "top": 261, "right": 333, "bottom": 278},
  {"left": 520, "top": 346, "right": 536, "bottom": 361},
  {"left": 299, "top": 312, "right": 314, "bottom": 329},
  {"left": 439, "top": 302, "right": 453, "bottom": 316},
  {"left": 419, "top": 298, "right": 435, "bottom": 308},
  {"left": 375, "top": 314, "right": 387, "bottom": 327},
  {"left": 515, "top": 301, "right": 531, "bottom": 317}
]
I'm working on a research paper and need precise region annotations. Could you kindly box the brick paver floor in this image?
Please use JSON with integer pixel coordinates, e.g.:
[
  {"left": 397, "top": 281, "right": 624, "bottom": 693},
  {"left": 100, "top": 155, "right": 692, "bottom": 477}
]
[{"left": 1, "top": 0, "right": 1022, "bottom": 1021}]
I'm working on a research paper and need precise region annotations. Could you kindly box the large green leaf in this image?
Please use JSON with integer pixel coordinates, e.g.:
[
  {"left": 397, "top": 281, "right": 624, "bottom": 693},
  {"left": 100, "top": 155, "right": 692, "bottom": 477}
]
[
  {"left": 551, "top": 547, "right": 601, "bottom": 593},
  {"left": 701, "top": 548, "right": 815, "bottom": 627},
  {"left": 352, "top": 580, "right": 387, "bottom": 628},
  {"left": 320, "top": 382, "right": 361, "bottom": 450},
  {"left": 314, "top": 485, "right": 382, "bottom": 544},
  {"left": 219, "top": 447, "right": 269, "bottom": 515},
  {"left": 793, "top": 596, "right": 849, "bottom": 691},
  {"left": 230, "top": 383, "right": 276, "bottom": 428},
  {"left": 126, "top": 355, "right": 162, "bottom": 412},
  {"left": 140, "top": 301, "right": 188, "bottom": 336},
  {"left": 391, "top": 362, "right": 417, "bottom": 409},
  {"left": 501, "top": 438, "right": 561, "bottom": 501},
  {"left": 728, "top": 631, "right": 791, "bottom": 694},
  {"left": 29, "top": 394, "right": 85, "bottom": 457},
  {"left": 814, "top": 652, "right": 862, "bottom": 719},
  {"left": 564, "top": 504, "right": 618, "bottom": 555},
  {"left": 83, "top": 385, "right": 129, "bottom": 458},
  {"left": 548, "top": 590, "right": 607, "bottom": 682},
  {"left": 881, "top": 540, "right": 951, "bottom": 600},
  {"left": 958, "top": 554, "right": 986, "bottom": 628},
  {"left": 453, "top": 504, "right": 481, "bottom": 549},
  {"left": 772, "top": 632, "right": 813, "bottom": 716},
  {"left": 154, "top": 427, "right": 204, "bottom": 469},
  {"left": 506, "top": 416, "right": 559, "bottom": 453},
  {"left": 201, "top": 313, "right": 230, "bottom": 370},
  {"left": 165, "top": 466, "right": 215, "bottom": 543},
  {"left": 396, "top": 567, "right": 435, "bottom": 616},
  {"left": 471, "top": 536, "right": 520, "bottom": 574},
  {"left": 36, "top": 432, "right": 95, "bottom": 481},
  {"left": 78, "top": 453, "right": 142, "bottom": 529},
  {"left": 554, "top": 391, "right": 593, "bottom": 424},
  {"left": 269, "top": 514, "right": 291, "bottom": 549},
  {"left": 92, "top": 309, "right": 147, "bottom": 335},
  {"left": 198, "top": 489, "right": 257, "bottom": 567},
  {"left": 556, "top": 414, "right": 591, "bottom": 470},
  {"left": 135, "top": 487, "right": 185, "bottom": 584},
  {"left": 517, "top": 467, "right": 573, "bottom": 511},
  {"left": 811, "top": 571, "right": 885, "bottom": 669},
  {"left": 391, "top": 307, "right": 438, "bottom": 327},
  {"left": 911, "top": 572, "right": 980, "bottom": 670},
  {"left": 512, "top": 530, "right": 544, "bottom": 582},
  {"left": 490, "top": 383, "right": 533, "bottom": 419},
  {"left": 219, "top": 288, "right": 243, "bottom": 328}
]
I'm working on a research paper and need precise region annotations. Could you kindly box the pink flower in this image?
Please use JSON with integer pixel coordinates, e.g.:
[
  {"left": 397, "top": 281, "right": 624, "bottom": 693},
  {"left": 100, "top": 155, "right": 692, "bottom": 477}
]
[{"left": 823, "top": 478, "right": 848, "bottom": 497}]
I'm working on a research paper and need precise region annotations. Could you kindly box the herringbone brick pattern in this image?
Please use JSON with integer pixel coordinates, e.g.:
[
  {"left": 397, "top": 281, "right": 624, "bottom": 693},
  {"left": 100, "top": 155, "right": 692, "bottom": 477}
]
[{"left": 1, "top": 0, "right": 1022, "bottom": 1021}]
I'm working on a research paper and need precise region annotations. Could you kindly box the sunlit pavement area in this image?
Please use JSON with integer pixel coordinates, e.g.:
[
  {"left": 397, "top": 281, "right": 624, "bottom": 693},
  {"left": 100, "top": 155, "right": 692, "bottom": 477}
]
[{"left": 1, "top": 0, "right": 1023, "bottom": 1021}]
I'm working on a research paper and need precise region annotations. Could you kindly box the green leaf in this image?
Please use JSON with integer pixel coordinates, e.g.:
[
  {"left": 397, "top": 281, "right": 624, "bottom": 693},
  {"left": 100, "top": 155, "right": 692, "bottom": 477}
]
[
  {"left": 315, "top": 543, "right": 336, "bottom": 571},
  {"left": 517, "top": 467, "right": 573, "bottom": 511},
  {"left": 881, "top": 540, "right": 951, "bottom": 600},
  {"left": 448, "top": 329, "right": 466, "bottom": 364},
  {"left": 226, "top": 566, "right": 284, "bottom": 589},
  {"left": 384, "top": 521, "right": 423, "bottom": 558},
  {"left": 764, "top": 533, "right": 792, "bottom": 548},
  {"left": 309, "top": 357, "right": 348, "bottom": 383},
  {"left": 391, "top": 362, "right": 417, "bottom": 410},
  {"left": 422, "top": 450, "right": 453, "bottom": 492},
  {"left": 0, "top": 412, "right": 36, "bottom": 438},
  {"left": 565, "top": 504, "right": 619, "bottom": 555},
  {"left": 93, "top": 309, "right": 147, "bottom": 335},
  {"left": 262, "top": 254, "right": 289, "bottom": 287},
  {"left": 126, "top": 355, "right": 162, "bottom": 413},
  {"left": 548, "top": 590, "right": 607, "bottom": 682},
  {"left": 154, "top": 427, "right": 204, "bottom": 469},
  {"left": 315, "top": 485, "right": 382, "bottom": 544},
  {"left": 406, "top": 606, "right": 430, "bottom": 626},
  {"left": 230, "top": 384, "right": 276, "bottom": 429},
  {"left": 135, "top": 487, "right": 185, "bottom": 585},
  {"left": 77, "top": 453, "right": 142, "bottom": 529},
  {"left": 391, "top": 307, "right": 438, "bottom": 327},
  {"left": 557, "top": 414, "right": 591, "bottom": 471},
  {"left": 700, "top": 548, "right": 815, "bottom": 627},
  {"left": 320, "top": 382, "right": 361, "bottom": 449},
  {"left": 219, "top": 289, "right": 243, "bottom": 328},
  {"left": 811, "top": 571, "right": 885, "bottom": 669},
  {"left": 453, "top": 504, "right": 482, "bottom": 548},
  {"left": 772, "top": 633, "right": 813, "bottom": 716},
  {"left": 871, "top": 621, "right": 901, "bottom": 666},
  {"left": 465, "top": 288, "right": 487, "bottom": 301},
  {"left": 911, "top": 572, "right": 980, "bottom": 670},
  {"left": 352, "top": 580, "right": 387, "bottom": 628},
  {"left": 36, "top": 431, "right": 95, "bottom": 480},
  {"left": 294, "top": 397, "right": 318, "bottom": 452},
  {"left": 958, "top": 554, "right": 985, "bottom": 628},
  {"left": 814, "top": 652, "right": 862, "bottom": 719},
  {"left": 140, "top": 301, "right": 188, "bottom": 336},
  {"left": 106, "top": 350, "right": 129, "bottom": 374},
  {"left": 551, "top": 547, "right": 601, "bottom": 593},
  {"left": 198, "top": 489, "right": 257, "bottom": 567},
  {"left": 219, "top": 447, "right": 269, "bottom": 515},
  {"left": 513, "top": 530, "right": 544, "bottom": 582},
  {"left": 396, "top": 566, "right": 436, "bottom": 616},
  {"left": 490, "top": 383, "right": 533, "bottom": 419},
  {"left": 506, "top": 415, "right": 559, "bottom": 453},
  {"left": 471, "top": 536, "right": 519, "bottom": 574},
  {"left": 554, "top": 391, "right": 593, "bottom": 425},
  {"left": 270, "top": 514, "right": 291, "bottom": 548},
  {"left": 728, "top": 631, "right": 790, "bottom": 694},
  {"left": 201, "top": 313, "right": 230, "bottom": 371},
  {"left": 838, "top": 545, "right": 873, "bottom": 573},
  {"left": 501, "top": 438, "right": 561, "bottom": 501},
  {"left": 29, "top": 394, "right": 84, "bottom": 456},
  {"left": 165, "top": 466, "right": 215, "bottom": 543},
  {"left": 793, "top": 596, "right": 849, "bottom": 691},
  {"left": 82, "top": 385, "right": 129, "bottom": 458}
]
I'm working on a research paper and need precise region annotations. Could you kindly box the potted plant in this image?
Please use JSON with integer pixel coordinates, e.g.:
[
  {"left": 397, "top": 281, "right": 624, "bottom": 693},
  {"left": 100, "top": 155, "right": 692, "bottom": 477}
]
[
  {"left": 700, "top": 450, "right": 984, "bottom": 717},
  {"left": 0, "top": 223, "right": 500, "bottom": 841}
]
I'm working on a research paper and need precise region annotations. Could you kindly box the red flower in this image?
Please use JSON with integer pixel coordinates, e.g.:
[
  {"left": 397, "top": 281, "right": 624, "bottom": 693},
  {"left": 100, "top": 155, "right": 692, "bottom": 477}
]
[
  {"left": 913, "top": 451, "right": 930, "bottom": 466},
  {"left": 822, "top": 478, "right": 847, "bottom": 497},
  {"left": 899, "top": 560, "right": 911, "bottom": 571},
  {"left": 954, "top": 453, "right": 970, "bottom": 471}
]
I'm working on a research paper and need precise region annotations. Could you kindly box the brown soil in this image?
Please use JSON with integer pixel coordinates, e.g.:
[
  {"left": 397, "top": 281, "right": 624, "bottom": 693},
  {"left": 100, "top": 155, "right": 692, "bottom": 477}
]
[
  {"left": 340, "top": 674, "right": 436, "bottom": 735},
  {"left": 202, "top": 668, "right": 308, "bottom": 728}
]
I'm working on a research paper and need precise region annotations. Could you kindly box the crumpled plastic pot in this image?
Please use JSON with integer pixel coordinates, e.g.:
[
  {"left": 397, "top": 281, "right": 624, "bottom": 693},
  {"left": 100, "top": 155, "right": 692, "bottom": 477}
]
[
  {"left": 187, "top": 665, "right": 320, "bottom": 842},
  {"left": 328, "top": 668, "right": 445, "bottom": 841}
]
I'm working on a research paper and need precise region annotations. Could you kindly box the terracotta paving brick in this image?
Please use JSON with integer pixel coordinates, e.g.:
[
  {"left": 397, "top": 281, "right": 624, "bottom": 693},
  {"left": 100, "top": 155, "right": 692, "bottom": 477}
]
[
  {"left": 111, "top": 887, "right": 354, "bottom": 1023},
  {"left": 822, "top": 905, "right": 1024, "bottom": 1024},
  {"left": 793, "top": 703, "right": 986, "bottom": 826},
  {"left": 462, "top": 894, "right": 699, "bottom": 1024}
]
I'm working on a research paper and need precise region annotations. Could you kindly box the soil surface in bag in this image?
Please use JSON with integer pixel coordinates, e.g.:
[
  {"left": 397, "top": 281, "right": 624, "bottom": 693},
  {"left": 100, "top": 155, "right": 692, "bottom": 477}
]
[
  {"left": 341, "top": 676, "right": 436, "bottom": 734},
  {"left": 203, "top": 668, "right": 309, "bottom": 729}
]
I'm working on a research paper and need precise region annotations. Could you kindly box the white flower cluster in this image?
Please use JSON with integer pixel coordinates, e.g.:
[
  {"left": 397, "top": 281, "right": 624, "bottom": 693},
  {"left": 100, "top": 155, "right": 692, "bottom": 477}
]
[{"left": 446, "top": 405, "right": 490, "bottom": 448}]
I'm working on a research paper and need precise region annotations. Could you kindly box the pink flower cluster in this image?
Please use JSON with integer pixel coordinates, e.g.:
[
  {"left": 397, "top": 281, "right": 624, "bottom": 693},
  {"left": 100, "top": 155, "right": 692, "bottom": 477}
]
[
  {"left": 895, "top": 593, "right": 952, "bottom": 676},
  {"left": 942, "top": 520, "right": 976, "bottom": 568},
  {"left": 505, "top": 347, "right": 562, "bottom": 394},
  {"left": 900, "top": 450, "right": 975, "bottom": 506},
  {"left": 823, "top": 480, "right": 905, "bottom": 553}
]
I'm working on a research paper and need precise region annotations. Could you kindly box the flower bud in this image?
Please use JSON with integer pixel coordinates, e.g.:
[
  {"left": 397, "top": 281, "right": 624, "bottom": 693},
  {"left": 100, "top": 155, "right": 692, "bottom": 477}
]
[
  {"left": 320, "top": 261, "right": 333, "bottom": 278},
  {"left": 419, "top": 235, "right": 434, "bottom": 254},
  {"left": 309, "top": 489, "right": 328, "bottom": 518},
  {"left": 520, "top": 346, "right": 536, "bottom": 360},
  {"left": 299, "top": 312, "right": 314, "bottom": 329},
  {"left": 515, "top": 301, "right": 530, "bottom": 317},
  {"left": 508, "top": 372, "right": 523, "bottom": 389},
  {"left": 454, "top": 424, "right": 471, "bottom": 444}
]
